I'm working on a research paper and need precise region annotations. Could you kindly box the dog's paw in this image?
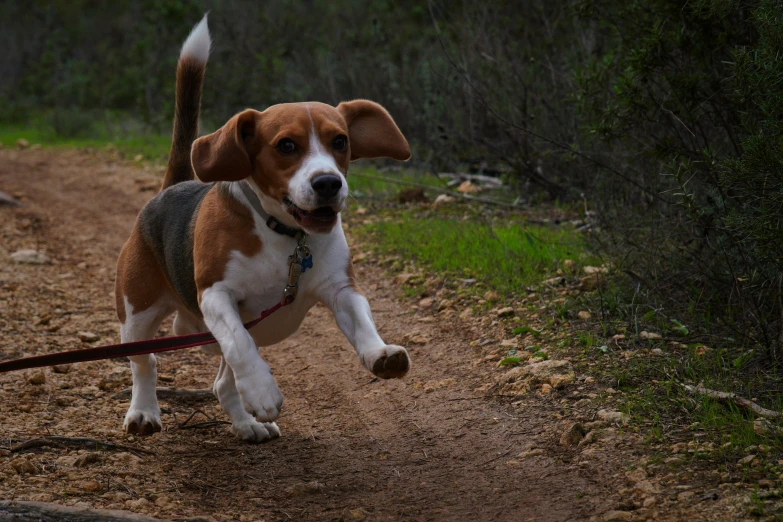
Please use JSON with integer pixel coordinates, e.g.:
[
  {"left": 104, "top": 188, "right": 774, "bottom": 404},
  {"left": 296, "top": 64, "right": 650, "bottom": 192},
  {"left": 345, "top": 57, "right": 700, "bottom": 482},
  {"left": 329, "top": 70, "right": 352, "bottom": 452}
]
[
  {"left": 231, "top": 419, "right": 280, "bottom": 443},
  {"left": 123, "top": 408, "right": 162, "bottom": 436},
  {"left": 366, "top": 345, "right": 410, "bottom": 379},
  {"left": 235, "top": 371, "right": 284, "bottom": 422}
]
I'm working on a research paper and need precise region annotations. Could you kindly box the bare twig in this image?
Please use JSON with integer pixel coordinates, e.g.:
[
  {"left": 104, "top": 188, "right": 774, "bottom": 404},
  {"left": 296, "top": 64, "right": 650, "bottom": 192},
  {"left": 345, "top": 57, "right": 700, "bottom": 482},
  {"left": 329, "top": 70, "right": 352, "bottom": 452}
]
[
  {"left": 682, "top": 385, "right": 783, "bottom": 419},
  {"left": 11, "top": 436, "right": 155, "bottom": 455},
  {"left": 350, "top": 172, "right": 522, "bottom": 209},
  {"left": 111, "top": 387, "right": 215, "bottom": 401},
  {"left": 0, "top": 500, "right": 160, "bottom": 521}
]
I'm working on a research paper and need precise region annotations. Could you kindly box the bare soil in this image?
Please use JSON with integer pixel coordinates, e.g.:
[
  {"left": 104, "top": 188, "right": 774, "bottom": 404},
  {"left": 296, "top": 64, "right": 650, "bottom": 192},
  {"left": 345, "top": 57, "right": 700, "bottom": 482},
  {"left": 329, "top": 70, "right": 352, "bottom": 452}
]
[{"left": 0, "top": 149, "right": 748, "bottom": 521}]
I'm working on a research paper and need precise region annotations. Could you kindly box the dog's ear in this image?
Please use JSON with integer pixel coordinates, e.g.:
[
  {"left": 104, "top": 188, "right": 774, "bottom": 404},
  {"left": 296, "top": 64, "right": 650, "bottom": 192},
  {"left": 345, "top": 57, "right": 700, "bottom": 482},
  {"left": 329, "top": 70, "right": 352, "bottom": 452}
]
[
  {"left": 337, "top": 100, "right": 411, "bottom": 161},
  {"left": 191, "top": 109, "right": 262, "bottom": 182}
]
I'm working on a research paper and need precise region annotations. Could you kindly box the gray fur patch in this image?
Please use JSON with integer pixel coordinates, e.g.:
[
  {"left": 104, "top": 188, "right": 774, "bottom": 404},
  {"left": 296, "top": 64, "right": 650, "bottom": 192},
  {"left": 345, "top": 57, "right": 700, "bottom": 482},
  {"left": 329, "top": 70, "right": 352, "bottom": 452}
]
[{"left": 138, "top": 181, "right": 214, "bottom": 315}]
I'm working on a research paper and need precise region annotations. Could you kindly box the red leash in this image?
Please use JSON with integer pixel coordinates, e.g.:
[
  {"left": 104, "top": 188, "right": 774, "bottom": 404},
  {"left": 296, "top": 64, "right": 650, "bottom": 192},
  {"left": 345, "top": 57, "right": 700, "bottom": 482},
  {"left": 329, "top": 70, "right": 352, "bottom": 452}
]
[{"left": 0, "top": 302, "right": 285, "bottom": 374}]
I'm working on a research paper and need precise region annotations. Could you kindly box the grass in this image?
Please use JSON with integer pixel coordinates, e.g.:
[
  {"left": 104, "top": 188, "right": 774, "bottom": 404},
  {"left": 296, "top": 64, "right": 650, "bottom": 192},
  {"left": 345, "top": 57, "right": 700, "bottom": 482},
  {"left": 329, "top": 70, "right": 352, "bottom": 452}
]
[
  {"left": 357, "top": 211, "right": 589, "bottom": 296},
  {"left": 0, "top": 112, "right": 171, "bottom": 162}
]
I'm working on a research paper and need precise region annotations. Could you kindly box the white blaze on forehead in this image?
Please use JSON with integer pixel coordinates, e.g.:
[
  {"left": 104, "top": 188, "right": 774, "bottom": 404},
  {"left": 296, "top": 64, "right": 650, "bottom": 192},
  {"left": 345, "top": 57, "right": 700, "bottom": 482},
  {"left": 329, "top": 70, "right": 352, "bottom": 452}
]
[{"left": 287, "top": 106, "right": 348, "bottom": 209}]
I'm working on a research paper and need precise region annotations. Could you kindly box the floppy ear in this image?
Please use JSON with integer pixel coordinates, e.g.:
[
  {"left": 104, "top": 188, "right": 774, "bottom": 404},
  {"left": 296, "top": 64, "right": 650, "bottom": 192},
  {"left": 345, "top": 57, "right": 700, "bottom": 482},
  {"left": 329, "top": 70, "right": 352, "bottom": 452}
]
[
  {"left": 191, "top": 109, "right": 261, "bottom": 182},
  {"left": 337, "top": 100, "right": 411, "bottom": 161}
]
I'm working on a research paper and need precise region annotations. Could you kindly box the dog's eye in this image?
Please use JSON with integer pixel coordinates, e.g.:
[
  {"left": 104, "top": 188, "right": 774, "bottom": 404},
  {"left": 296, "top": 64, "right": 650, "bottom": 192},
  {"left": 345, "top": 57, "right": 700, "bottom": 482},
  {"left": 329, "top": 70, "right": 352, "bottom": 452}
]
[
  {"left": 276, "top": 139, "right": 297, "bottom": 155},
  {"left": 333, "top": 135, "right": 348, "bottom": 152}
]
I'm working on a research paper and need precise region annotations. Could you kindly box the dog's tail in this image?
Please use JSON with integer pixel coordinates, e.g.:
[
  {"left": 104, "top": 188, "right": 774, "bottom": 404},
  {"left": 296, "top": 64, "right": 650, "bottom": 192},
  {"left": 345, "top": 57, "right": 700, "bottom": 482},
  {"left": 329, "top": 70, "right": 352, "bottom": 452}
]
[{"left": 161, "top": 15, "right": 211, "bottom": 191}]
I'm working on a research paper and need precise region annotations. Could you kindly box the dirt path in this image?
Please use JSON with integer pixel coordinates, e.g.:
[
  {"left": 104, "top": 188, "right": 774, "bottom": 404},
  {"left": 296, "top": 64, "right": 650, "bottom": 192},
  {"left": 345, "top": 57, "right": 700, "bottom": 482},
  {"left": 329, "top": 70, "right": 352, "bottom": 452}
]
[{"left": 0, "top": 149, "right": 659, "bottom": 521}]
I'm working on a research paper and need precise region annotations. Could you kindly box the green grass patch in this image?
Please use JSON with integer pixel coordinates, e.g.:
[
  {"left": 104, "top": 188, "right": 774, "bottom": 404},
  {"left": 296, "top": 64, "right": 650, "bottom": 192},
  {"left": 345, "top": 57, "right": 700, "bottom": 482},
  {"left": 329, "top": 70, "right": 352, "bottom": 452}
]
[
  {"left": 0, "top": 112, "right": 171, "bottom": 162},
  {"left": 359, "top": 211, "right": 589, "bottom": 295}
]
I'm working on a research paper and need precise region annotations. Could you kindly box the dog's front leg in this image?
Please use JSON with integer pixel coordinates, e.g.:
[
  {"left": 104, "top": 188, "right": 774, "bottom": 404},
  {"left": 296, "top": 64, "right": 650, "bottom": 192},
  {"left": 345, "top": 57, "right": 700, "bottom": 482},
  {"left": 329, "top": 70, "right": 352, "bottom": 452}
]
[
  {"left": 200, "top": 287, "right": 283, "bottom": 421},
  {"left": 327, "top": 286, "right": 410, "bottom": 379}
]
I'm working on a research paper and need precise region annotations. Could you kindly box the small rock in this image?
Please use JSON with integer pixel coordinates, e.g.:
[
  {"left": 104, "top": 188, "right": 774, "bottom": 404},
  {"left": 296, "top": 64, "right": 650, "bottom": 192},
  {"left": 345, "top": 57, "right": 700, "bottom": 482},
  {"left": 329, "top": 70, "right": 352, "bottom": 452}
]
[
  {"left": 15, "top": 138, "right": 30, "bottom": 149},
  {"left": 75, "top": 453, "right": 102, "bottom": 468},
  {"left": 540, "top": 383, "right": 553, "bottom": 394},
  {"left": 559, "top": 422, "right": 586, "bottom": 446},
  {"left": 577, "top": 310, "right": 591, "bottom": 320},
  {"left": 627, "top": 468, "right": 647, "bottom": 483},
  {"left": 578, "top": 430, "right": 598, "bottom": 447},
  {"left": 438, "top": 299, "right": 453, "bottom": 311},
  {"left": 563, "top": 259, "right": 575, "bottom": 271},
  {"left": 738, "top": 454, "right": 756, "bottom": 466},
  {"left": 394, "top": 273, "right": 414, "bottom": 285},
  {"left": 542, "top": 276, "right": 564, "bottom": 286},
  {"left": 505, "top": 460, "right": 521, "bottom": 467},
  {"left": 459, "top": 308, "right": 474, "bottom": 319},
  {"left": 355, "top": 207, "right": 368, "bottom": 215},
  {"left": 11, "top": 458, "right": 37, "bottom": 474},
  {"left": 456, "top": 180, "right": 481, "bottom": 193},
  {"left": 418, "top": 297, "right": 435, "bottom": 308},
  {"left": 580, "top": 274, "right": 604, "bottom": 290},
  {"left": 27, "top": 372, "right": 46, "bottom": 385},
  {"left": 78, "top": 331, "right": 100, "bottom": 343},
  {"left": 125, "top": 498, "right": 150, "bottom": 510},
  {"left": 80, "top": 480, "right": 101, "bottom": 492},
  {"left": 53, "top": 364, "right": 72, "bottom": 374},
  {"left": 0, "top": 190, "right": 21, "bottom": 207},
  {"left": 433, "top": 194, "right": 456, "bottom": 207},
  {"left": 519, "top": 448, "right": 545, "bottom": 459},
  {"left": 133, "top": 154, "right": 144, "bottom": 162},
  {"left": 643, "top": 497, "right": 657, "bottom": 508},
  {"left": 496, "top": 307, "right": 515, "bottom": 318},
  {"left": 484, "top": 290, "right": 500, "bottom": 302},
  {"left": 603, "top": 510, "right": 632, "bottom": 521},
  {"left": 11, "top": 249, "right": 50, "bottom": 264},
  {"left": 611, "top": 334, "right": 626, "bottom": 342},
  {"left": 597, "top": 409, "right": 629, "bottom": 425},
  {"left": 584, "top": 265, "right": 608, "bottom": 274},
  {"left": 639, "top": 331, "right": 662, "bottom": 340}
]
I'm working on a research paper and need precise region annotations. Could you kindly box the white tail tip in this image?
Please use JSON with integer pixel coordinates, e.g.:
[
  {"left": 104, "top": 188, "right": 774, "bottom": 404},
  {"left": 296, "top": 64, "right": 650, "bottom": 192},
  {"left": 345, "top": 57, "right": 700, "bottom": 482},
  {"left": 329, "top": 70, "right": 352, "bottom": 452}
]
[{"left": 180, "top": 14, "right": 211, "bottom": 63}]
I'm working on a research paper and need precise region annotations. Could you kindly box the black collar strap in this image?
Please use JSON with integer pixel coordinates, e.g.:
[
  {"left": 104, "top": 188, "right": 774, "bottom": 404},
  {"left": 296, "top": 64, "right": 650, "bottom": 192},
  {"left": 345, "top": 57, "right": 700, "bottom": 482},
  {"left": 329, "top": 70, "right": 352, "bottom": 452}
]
[{"left": 238, "top": 181, "right": 305, "bottom": 239}]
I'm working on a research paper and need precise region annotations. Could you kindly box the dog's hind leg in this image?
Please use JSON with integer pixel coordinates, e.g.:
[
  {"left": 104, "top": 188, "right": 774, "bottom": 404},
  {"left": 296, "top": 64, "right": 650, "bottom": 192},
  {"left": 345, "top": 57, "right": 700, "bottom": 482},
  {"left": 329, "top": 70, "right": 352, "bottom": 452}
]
[{"left": 213, "top": 357, "right": 280, "bottom": 443}]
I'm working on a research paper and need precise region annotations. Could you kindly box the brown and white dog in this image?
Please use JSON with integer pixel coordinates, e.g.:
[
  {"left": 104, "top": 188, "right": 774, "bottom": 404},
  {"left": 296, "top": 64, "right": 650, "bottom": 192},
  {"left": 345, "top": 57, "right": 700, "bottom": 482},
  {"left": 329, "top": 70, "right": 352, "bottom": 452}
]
[{"left": 114, "top": 16, "right": 411, "bottom": 442}]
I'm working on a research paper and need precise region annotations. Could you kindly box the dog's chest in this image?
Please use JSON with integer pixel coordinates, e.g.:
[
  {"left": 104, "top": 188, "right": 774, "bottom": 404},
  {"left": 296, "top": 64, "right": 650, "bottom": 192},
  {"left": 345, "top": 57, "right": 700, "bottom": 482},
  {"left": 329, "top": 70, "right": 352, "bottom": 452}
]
[{"left": 227, "top": 239, "right": 321, "bottom": 347}]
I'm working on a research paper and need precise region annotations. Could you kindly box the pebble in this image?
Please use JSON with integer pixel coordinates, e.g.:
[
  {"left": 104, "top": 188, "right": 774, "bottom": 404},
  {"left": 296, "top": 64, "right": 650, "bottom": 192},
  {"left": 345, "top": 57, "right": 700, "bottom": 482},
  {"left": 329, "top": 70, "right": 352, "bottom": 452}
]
[
  {"left": 738, "top": 454, "right": 756, "bottom": 465},
  {"left": 577, "top": 310, "right": 591, "bottom": 320},
  {"left": 53, "top": 364, "right": 72, "bottom": 374},
  {"left": 10, "top": 458, "right": 37, "bottom": 474},
  {"left": 80, "top": 480, "right": 101, "bottom": 492},
  {"left": 78, "top": 331, "right": 100, "bottom": 343},
  {"left": 603, "top": 510, "right": 632, "bottom": 521},
  {"left": 496, "top": 307, "right": 515, "bottom": 318},
  {"left": 432, "top": 194, "right": 455, "bottom": 207},
  {"left": 597, "top": 409, "right": 629, "bottom": 424},
  {"left": 418, "top": 297, "right": 434, "bottom": 308},
  {"left": 11, "top": 249, "right": 50, "bottom": 264},
  {"left": 27, "top": 372, "right": 46, "bottom": 385},
  {"left": 559, "top": 422, "right": 586, "bottom": 446},
  {"left": 639, "top": 331, "right": 662, "bottom": 340}
]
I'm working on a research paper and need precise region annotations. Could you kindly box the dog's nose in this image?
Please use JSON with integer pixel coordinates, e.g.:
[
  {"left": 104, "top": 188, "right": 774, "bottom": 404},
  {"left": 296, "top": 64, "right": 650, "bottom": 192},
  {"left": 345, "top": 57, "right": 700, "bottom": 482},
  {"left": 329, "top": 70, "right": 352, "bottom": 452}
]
[{"left": 311, "top": 173, "right": 343, "bottom": 200}]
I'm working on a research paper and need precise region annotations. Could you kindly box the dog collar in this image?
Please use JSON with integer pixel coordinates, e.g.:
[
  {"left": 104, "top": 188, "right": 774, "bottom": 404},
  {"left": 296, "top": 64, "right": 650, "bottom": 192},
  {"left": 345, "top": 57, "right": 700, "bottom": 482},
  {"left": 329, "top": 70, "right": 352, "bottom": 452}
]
[{"left": 238, "top": 180, "right": 306, "bottom": 239}]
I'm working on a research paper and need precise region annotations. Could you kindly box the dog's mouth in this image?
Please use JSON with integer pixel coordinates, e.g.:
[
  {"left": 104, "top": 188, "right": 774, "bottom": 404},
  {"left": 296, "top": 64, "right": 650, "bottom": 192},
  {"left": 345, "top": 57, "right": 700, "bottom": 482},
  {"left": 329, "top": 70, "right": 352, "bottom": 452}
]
[{"left": 283, "top": 197, "right": 339, "bottom": 231}]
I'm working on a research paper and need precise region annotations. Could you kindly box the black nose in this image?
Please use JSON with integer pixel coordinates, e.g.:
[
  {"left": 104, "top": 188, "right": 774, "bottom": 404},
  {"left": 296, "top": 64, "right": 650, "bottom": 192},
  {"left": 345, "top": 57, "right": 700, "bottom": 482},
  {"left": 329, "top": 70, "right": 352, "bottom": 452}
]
[{"left": 311, "top": 173, "right": 343, "bottom": 200}]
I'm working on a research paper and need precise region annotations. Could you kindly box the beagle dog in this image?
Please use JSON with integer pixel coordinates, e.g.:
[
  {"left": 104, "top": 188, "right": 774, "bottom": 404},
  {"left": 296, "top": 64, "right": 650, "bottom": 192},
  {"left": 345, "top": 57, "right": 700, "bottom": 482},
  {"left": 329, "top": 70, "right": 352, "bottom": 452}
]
[{"left": 114, "top": 16, "right": 411, "bottom": 442}]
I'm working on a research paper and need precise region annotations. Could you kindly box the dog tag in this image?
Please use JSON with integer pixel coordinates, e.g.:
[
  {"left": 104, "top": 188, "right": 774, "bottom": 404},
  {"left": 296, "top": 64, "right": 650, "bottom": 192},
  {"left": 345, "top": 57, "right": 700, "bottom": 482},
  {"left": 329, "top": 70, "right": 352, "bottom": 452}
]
[{"left": 300, "top": 253, "right": 313, "bottom": 272}]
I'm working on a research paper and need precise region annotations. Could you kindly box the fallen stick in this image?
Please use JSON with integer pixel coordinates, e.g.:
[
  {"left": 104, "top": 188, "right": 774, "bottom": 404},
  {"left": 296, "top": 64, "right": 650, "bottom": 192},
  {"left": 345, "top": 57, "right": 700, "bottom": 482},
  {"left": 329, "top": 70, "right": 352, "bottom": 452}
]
[
  {"left": 0, "top": 500, "right": 160, "bottom": 522},
  {"left": 11, "top": 436, "right": 155, "bottom": 455},
  {"left": 112, "top": 387, "right": 215, "bottom": 401},
  {"left": 682, "top": 385, "right": 783, "bottom": 419},
  {"left": 350, "top": 172, "right": 521, "bottom": 208}
]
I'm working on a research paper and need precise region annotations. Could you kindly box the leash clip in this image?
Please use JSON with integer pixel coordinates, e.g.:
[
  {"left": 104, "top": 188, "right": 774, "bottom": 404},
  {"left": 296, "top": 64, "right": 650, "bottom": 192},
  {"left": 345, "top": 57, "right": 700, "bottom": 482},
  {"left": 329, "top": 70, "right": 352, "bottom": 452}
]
[{"left": 280, "top": 235, "right": 312, "bottom": 305}]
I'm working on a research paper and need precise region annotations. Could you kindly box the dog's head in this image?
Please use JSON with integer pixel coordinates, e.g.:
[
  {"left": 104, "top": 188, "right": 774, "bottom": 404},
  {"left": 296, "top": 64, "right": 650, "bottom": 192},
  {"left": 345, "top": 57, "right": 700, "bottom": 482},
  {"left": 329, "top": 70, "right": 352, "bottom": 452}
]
[{"left": 191, "top": 101, "right": 410, "bottom": 234}]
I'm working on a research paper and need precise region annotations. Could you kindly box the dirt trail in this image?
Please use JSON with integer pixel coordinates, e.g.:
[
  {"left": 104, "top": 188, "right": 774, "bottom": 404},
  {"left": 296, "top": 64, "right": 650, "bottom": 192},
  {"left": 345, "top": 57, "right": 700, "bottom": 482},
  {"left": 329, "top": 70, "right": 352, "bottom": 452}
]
[{"left": 0, "top": 149, "right": 616, "bottom": 521}]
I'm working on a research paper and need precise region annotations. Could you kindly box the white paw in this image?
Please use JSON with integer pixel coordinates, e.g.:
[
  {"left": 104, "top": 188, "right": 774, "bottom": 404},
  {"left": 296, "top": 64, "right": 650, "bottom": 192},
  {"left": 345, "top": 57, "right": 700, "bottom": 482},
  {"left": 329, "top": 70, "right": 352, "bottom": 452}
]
[
  {"left": 363, "top": 345, "right": 410, "bottom": 379},
  {"left": 235, "top": 371, "right": 284, "bottom": 422},
  {"left": 123, "top": 408, "right": 162, "bottom": 436},
  {"left": 231, "top": 419, "right": 280, "bottom": 443}
]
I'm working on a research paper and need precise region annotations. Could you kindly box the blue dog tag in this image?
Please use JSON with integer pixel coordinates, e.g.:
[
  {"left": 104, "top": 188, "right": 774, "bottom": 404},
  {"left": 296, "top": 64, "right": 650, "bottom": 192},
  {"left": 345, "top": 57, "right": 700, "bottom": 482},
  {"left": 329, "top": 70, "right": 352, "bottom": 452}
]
[{"left": 300, "top": 254, "right": 313, "bottom": 273}]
